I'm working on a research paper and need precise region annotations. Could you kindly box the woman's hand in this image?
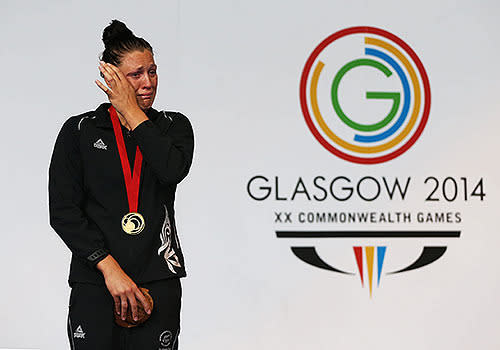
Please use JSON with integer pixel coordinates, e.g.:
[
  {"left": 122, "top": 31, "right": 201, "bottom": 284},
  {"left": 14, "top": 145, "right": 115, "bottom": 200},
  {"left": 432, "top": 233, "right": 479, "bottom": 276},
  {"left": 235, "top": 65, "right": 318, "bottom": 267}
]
[
  {"left": 95, "top": 61, "right": 141, "bottom": 117},
  {"left": 96, "top": 255, "right": 151, "bottom": 321}
]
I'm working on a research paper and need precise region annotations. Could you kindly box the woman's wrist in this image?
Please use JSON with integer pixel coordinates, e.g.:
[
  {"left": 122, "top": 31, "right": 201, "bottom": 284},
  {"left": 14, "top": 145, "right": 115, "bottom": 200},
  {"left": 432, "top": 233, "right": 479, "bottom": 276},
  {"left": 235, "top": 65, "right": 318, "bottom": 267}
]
[
  {"left": 123, "top": 106, "right": 149, "bottom": 130},
  {"left": 96, "top": 254, "right": 121, "bottom": 278}
]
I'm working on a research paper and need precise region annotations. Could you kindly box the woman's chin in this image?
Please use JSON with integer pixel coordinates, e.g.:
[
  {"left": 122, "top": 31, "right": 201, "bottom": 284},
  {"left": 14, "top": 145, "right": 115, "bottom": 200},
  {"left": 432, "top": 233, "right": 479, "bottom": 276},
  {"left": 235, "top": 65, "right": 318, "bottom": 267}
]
[{"left": 138, "top": 100, "right": 154, "bottom": 111}]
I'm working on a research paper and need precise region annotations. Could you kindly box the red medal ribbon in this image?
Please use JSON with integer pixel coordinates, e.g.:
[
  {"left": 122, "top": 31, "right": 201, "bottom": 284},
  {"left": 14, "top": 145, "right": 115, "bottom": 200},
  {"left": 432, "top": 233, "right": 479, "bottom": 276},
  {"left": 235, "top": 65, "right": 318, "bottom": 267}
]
[{"left": 109, "top": 106, "right": 143, "bottom": 212}]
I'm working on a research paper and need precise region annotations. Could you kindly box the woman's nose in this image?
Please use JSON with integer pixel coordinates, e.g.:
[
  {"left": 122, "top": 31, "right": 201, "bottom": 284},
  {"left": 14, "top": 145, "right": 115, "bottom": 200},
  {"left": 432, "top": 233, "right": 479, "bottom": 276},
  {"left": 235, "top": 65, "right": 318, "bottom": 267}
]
[{"left": 143, "top": 75, "right": 152, "bottom": 88}]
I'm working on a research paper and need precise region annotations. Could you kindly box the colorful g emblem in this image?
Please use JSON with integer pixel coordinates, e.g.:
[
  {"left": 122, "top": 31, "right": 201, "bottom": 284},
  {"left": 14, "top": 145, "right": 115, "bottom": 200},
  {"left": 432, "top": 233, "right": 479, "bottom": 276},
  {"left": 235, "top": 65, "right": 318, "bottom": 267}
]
[{"left": 299, "top": 26, "right": 431, "bottom": 164}]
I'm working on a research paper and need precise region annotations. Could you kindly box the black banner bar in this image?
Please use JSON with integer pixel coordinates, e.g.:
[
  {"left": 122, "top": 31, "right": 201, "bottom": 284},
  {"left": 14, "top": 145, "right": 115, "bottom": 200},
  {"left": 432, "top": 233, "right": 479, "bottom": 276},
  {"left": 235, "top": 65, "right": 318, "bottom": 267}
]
[{"left": 276, "top": 230, "right": 461, "bottom": 238}]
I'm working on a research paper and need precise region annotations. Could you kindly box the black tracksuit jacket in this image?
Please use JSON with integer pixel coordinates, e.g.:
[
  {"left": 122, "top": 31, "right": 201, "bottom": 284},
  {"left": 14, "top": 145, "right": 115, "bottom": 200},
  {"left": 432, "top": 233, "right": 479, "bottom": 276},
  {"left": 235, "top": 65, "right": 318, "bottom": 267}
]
[{"left": 49, "top": 102, "right": 194, "bottom": 286}]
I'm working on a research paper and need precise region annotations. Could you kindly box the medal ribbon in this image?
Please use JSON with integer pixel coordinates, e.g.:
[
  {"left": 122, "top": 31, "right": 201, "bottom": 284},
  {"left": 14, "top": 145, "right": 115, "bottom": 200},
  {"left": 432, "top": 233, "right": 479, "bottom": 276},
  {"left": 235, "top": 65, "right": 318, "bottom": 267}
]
[{"left": 109, "top": 106, "right": 143, "bottom": 212}]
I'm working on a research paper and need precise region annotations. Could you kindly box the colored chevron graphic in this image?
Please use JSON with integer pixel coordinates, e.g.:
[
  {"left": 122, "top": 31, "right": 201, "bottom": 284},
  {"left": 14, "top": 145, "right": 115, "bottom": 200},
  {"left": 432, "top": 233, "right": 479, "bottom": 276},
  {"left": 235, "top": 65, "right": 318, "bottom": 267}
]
[
  {"left": 281, "top": 231, "right": 459, "bottom": 298},
  {"left": 353, "top": 246, "right": 387, "bottom": 297}
]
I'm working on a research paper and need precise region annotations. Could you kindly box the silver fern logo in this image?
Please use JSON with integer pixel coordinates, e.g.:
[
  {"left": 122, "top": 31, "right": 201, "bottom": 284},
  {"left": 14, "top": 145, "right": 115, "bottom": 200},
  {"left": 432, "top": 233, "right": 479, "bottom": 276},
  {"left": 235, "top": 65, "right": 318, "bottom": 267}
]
[{"left": 158, "top": 205, "right": 181, "bottom": 273}]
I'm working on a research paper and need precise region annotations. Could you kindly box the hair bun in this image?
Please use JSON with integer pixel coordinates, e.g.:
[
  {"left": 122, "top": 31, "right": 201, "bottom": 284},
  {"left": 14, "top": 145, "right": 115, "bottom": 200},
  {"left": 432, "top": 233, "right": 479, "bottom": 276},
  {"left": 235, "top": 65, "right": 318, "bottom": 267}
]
[{"left": 102, "top": 20, "right": 134, "bottom": 47}]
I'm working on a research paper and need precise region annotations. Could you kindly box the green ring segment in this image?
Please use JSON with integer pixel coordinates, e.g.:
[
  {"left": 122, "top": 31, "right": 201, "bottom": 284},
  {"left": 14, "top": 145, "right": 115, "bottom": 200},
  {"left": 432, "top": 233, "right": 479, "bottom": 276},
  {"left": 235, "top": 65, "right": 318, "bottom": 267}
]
[{"left": 331, "top": 58, "right": 400, "bottom": 132}]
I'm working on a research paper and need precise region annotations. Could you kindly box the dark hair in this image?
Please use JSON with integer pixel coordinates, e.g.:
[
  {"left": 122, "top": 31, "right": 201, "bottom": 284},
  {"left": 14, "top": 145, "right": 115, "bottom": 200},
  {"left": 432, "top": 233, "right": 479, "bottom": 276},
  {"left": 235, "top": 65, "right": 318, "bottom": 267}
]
[{"left": 100, "top": 20, "right": 153, "bottom": 66}]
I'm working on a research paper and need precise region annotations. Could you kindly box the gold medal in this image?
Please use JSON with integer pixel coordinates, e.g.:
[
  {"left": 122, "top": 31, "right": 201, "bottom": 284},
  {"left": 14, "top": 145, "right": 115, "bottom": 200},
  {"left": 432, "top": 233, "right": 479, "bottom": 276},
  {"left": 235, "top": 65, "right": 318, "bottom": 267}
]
[{"left": 121, "top": 212, "right": 145, "bottom": 235}]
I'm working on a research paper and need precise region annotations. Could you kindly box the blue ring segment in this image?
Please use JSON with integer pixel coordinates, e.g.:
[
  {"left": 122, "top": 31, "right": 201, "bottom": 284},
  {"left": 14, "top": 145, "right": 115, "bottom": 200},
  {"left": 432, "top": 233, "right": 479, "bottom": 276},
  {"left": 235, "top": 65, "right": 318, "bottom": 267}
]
[{"left": 353, "top": 48, "right": 410, "bottom": 143}]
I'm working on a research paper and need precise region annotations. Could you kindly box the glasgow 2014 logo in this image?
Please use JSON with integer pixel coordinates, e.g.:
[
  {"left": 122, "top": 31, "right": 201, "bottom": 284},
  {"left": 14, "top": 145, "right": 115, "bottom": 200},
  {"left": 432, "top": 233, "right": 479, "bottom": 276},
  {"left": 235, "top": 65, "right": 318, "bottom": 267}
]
[{"left": 299, "top": 26, "right": 431, "bottom": 164}]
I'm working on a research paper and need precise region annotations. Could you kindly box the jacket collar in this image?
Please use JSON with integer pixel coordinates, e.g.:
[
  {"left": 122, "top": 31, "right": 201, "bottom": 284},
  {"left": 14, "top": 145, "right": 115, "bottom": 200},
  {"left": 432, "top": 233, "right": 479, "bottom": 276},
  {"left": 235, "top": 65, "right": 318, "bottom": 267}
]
[{"left": 94, "top": 102, "right": 161, "bottom": 129}]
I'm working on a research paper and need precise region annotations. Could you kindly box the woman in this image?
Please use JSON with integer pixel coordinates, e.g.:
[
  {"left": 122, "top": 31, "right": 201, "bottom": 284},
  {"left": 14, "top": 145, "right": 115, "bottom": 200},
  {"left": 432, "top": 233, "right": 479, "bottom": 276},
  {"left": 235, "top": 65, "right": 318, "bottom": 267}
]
[{"left": 49, "top": 20, "right": 194, "bottom": 349}]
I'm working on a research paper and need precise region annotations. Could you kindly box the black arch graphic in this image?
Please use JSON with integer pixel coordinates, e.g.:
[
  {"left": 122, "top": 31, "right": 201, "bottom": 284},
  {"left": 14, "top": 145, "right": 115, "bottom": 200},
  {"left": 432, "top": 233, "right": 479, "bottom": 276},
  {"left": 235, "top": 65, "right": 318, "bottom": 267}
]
[
  {"left": 291, "top": 247, "right": 354, "bottom": 275},
  {"left": 388, "top": 246, "right": 448, "bottom": 274}
]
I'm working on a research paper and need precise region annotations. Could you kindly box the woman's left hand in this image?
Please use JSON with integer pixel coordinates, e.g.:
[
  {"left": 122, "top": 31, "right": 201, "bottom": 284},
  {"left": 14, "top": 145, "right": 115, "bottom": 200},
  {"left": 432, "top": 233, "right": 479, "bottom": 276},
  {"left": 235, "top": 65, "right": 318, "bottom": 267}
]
[{"left": 95, "top": 61, "right": 140, "bottom": 117}]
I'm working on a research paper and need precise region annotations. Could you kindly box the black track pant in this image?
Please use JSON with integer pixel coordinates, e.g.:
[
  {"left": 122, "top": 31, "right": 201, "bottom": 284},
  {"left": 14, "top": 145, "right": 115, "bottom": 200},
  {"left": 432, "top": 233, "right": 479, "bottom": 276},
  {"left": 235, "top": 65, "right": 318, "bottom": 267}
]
[{"left": 67, "top": 278, "right": 181, "bottom": 350}]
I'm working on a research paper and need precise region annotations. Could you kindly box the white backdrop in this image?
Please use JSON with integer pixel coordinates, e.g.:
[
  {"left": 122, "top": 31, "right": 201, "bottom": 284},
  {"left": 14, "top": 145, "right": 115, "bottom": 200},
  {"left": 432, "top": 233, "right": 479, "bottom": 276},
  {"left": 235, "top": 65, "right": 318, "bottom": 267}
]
[{"left": 1, "top": 0, "right": 499, "bottom": 349}]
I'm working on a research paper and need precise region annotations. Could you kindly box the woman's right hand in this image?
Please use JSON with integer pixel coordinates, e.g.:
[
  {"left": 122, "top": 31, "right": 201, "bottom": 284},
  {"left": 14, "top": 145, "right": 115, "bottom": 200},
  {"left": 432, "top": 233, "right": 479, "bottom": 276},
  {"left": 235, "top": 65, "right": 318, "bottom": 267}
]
[{"left": 96, "top": 255, "right": 151, "bottom": 321}]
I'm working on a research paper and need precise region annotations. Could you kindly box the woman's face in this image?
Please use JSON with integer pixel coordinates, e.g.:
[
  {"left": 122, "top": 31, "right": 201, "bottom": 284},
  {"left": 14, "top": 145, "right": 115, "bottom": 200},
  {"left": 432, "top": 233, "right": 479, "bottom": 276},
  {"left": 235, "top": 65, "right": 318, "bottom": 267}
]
[{"left": 118, "top": 49, "right": 158, "bottom": 111}]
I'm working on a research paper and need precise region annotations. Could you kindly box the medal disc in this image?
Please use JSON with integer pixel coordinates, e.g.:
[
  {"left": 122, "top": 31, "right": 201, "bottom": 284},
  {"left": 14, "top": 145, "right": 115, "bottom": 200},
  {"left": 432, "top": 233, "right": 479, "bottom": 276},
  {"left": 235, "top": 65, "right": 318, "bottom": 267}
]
[{"left": 121, "top": 212, "right": 145, "bottom": 235}]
